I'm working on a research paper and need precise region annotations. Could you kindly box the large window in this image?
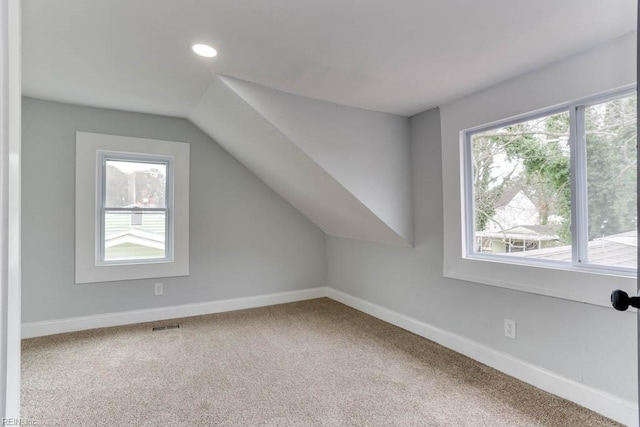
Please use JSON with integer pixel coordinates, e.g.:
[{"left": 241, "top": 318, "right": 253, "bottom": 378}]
[
  {"left": 75, "top": 132, "right": 189, "bottom": 284},
  {"left": 464, "top": 90, "right": 637, "bottom": 275},
  {"left": 98, "top": 153, "right": 173, "bottom": 264}
]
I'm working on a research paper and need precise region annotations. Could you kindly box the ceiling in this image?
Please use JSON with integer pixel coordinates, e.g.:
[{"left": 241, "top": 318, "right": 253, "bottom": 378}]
[{"left": 22, "top": 0, "right": 636, "bottom": 118}]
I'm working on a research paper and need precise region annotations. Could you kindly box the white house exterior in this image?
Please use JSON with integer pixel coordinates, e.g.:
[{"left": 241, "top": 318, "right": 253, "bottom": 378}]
[{"left": 487, "top": 190, "right": 539, "bottom": 232}]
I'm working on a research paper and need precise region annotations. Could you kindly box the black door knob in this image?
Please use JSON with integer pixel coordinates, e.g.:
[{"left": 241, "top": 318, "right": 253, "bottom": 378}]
[{"left": 611, "top": 290, "right": 640, "bottom": 311}]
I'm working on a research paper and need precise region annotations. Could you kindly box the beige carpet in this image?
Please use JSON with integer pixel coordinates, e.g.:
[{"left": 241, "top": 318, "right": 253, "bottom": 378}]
[{"left": 22, "top": 298, "right": 620, "bottom": 426}]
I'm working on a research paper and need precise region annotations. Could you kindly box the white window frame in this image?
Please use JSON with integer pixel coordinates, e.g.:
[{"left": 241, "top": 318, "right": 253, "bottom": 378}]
[
  {"left": 96, "top": 151, "right": 174, "bottom": 266},
  {"left": 462, "top": 88, "right": 637, "bottom": 278},
  {"left": 440, "top": 33, "right": 637, "bottom": 308},
  {"left": 76, "top": 132, "right": 189, "bottom": 284}
]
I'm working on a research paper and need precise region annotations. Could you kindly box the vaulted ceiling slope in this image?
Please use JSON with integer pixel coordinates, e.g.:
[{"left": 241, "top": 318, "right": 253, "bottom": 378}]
[
  {"left": 218, "top": 76, "right": 413, "bottom": 243},
  {"left": 190, "top": 76, "right": 413, "bottom": 246},
  {"left": 21, "top": 0, "right": 636, "bottom": 246}
]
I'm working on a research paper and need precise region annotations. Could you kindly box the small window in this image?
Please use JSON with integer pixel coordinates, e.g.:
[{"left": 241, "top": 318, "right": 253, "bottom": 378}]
[
  {"left": 75, "top": 132, "right": 189, "bottom": 284},
  {"left": 98, "top": 154, "right": 173, "bottom": 264},
  {"left": 465, "top": 90, "right": 636, "bottom": 274}
]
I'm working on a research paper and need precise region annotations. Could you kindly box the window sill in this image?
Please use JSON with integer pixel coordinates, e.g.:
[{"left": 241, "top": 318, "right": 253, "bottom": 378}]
[
  {"left": 96, "top": 258, "right": 174, "bottom": 267},
  {"left": 443, "top": 256, "right": 636, "bottom": 308}
]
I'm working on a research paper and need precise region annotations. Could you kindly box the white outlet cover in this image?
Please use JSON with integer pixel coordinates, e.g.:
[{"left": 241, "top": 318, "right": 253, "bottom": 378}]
[
  {"left": 504, "top": 319, "right": 516, "bottom": 339},
  {"left": 154, "top": 283, "right": 163, "bottom": 296}
]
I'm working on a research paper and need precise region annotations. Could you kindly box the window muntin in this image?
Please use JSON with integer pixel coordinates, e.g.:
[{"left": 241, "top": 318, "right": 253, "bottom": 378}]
[
  {"left": 465, "top": 91, "right": 637, "bottom": 274},
  {"left": 98, "top": 153, "right": 173, "bottom": 264}
]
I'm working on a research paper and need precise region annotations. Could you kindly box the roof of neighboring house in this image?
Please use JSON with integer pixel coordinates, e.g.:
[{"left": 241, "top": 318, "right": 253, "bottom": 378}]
[
  {"left": 105, "top": 213, "right": 166, "bottom": 250},
  {"left": 477, "top": 225, "right": 559, "bottom": 241},
  {"left": 510, "top": 230, "right": 637, "bottom": 268},
  {"left": 105, "top": 228, "right": 165, "bottom": 250},
  {"left": 495, "top": 188, "right": 524, "bottom": 208}
]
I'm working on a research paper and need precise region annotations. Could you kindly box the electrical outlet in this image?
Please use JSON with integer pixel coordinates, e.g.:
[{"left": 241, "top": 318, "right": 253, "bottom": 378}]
[
  {"left": 154, "top": 283, "right": 163, "bottom": 296},
  {"left": 504, "top": 319, "right": 516, "bottom": 339}
]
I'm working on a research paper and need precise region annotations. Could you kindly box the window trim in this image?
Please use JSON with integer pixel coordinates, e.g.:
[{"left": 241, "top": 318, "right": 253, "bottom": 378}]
[
  {"left": 462, "top": 87, "right": 637, "bottom": 278},
  {"left": 75, "top": 132, "right": 190, "bottom": 284},
  {"left": 438, "top": 44, "right": 637, "bottom": 309},
  {"left": 96, "top": 151, "right": 175, "bottom": 266}
]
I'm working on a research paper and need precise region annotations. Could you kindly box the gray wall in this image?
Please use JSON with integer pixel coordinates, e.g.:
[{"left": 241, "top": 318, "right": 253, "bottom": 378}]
[
  {"left": 326, "top": 107, "right": 637, "bottom": 402},
  {"left": 22, "top": 97, "right": 326, "bottom": 323}
]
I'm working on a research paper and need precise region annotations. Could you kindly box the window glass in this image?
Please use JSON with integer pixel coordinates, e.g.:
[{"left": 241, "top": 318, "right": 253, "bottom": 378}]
[
  {"left": 585, "top": 94, "right": 637, "bottom": 268},
  {"left": 105, "top": 160, "right": 166, "bottom": 208},
  {"left": 103, "top": 211, "right": 167, "bottom": 261},
  {"left": 470, "top": 111, "right": 572, "bottom": 261},
  {"left": 102, "top": 158, "right": 169, "bottom": 263},
  {"left": 466, "top": 90, "right": 637, "bottom": 273}
]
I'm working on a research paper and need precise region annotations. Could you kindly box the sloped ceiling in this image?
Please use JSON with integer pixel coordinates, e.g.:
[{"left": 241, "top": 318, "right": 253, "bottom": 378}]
[
  {"left": 21, "top": 0, "right": 636, "bottom": 246},
  {"left": 217, "top": 76, "right": 413, "bottom": 244},
  {"left": 189, "top": 76, "right": 412, "bottom": 246}
]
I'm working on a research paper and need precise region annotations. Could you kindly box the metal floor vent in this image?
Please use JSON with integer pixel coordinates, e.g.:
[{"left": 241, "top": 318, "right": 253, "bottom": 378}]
[{"left": 152, "top": 324, "right": 180, "bottom": 332}]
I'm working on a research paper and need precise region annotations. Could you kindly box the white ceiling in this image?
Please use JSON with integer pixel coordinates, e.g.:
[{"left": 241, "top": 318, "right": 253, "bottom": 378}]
[{"left": 23, "top": 0, "right": 636, "bottom": 117}]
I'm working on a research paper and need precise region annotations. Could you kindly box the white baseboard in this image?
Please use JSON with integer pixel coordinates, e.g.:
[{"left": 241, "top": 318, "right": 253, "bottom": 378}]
[
  {"left": 326, "top": 288, "right": 638, "bottom": 427},
  {"left": 22, "top": 287, "right": 328, "bottom": 339}
]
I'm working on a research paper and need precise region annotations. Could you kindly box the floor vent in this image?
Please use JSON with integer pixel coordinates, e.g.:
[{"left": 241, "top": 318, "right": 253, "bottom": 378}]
[{"left": 152, "top": 324, "right": 180, "bottom": 332}]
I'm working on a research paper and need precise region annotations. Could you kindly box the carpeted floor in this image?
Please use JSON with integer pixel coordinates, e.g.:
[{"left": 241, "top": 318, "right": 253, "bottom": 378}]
[{"left": 22, "top": 298, "right": 620, "bottom": 426}]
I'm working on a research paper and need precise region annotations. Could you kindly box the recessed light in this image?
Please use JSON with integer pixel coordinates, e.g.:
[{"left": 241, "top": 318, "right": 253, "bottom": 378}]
[{"left": 191, "top": 43, "right": 217, "bottom": 58}]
